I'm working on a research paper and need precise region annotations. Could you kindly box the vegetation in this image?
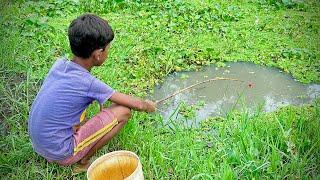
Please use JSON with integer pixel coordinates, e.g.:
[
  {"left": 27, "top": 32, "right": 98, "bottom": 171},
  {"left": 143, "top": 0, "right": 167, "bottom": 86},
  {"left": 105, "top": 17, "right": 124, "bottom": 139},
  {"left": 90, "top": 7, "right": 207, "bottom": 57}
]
[{"left": 1, "top": 0, "right": 319, "bottom": 179}]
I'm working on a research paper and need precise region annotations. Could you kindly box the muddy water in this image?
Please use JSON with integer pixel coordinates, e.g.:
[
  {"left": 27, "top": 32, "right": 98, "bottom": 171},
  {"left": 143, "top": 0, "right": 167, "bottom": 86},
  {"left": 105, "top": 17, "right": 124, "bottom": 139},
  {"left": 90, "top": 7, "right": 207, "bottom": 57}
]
[{"left": 151, "top": 62, "right": 319, "bottom": 125}]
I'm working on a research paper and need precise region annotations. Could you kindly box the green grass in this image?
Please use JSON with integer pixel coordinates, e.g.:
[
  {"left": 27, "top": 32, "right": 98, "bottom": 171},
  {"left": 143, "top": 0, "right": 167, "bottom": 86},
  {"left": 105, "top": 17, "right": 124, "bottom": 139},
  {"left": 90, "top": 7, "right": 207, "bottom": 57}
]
[{"left": 1, "top": 0, "right": 319, "bottom": 179}]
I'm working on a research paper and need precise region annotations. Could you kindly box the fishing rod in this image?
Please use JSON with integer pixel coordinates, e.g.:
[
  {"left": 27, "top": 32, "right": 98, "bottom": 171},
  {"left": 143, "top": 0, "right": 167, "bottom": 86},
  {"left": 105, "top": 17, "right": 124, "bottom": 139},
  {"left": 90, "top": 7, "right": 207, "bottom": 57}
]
[{"left": 155, "top": 77, "right": 253, "bottom": 104}]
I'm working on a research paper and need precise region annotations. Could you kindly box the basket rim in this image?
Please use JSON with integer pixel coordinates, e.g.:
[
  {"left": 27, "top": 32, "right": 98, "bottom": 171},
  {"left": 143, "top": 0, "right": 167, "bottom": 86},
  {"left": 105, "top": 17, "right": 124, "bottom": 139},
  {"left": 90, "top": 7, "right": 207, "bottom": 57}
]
[{"left": 87, "top": 150, "right": 142, "bottom": 179}]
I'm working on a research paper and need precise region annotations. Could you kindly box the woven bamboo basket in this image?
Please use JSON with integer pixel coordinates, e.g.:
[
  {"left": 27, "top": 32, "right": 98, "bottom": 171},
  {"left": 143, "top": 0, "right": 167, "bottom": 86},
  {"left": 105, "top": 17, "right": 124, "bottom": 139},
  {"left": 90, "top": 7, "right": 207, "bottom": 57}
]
[{"left": 87, "top": 150, "right": 144, "bottom": 180}]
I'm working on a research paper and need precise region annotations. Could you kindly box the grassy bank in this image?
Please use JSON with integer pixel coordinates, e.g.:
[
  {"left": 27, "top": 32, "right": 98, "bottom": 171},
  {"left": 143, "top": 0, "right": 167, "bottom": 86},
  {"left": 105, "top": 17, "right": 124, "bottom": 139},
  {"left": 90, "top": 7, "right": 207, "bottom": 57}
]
[{"left": 1, "top": 0, "right": 319, "bottom": 179}]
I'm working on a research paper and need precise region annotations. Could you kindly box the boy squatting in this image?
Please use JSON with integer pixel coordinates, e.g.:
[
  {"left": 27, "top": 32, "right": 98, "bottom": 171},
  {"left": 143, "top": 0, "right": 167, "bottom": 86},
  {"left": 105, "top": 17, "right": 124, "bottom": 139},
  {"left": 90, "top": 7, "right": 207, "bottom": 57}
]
[{"left": 28, "top": 14, "right": 156, "bottom": 171}]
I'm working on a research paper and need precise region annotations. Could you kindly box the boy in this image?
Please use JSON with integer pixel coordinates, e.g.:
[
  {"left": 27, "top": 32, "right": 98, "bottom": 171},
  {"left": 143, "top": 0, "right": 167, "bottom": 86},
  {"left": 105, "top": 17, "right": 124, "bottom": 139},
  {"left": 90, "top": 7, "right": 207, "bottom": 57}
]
[{"left": 28, "top": 14, "right": 156, "bottom": 170}]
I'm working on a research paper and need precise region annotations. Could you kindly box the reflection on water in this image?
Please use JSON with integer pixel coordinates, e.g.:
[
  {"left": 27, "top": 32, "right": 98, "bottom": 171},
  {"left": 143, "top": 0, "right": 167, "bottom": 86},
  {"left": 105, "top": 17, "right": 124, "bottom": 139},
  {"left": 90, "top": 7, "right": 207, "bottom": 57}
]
[{"left": 151, "top": 62, "right": 319, "bottom": 125}]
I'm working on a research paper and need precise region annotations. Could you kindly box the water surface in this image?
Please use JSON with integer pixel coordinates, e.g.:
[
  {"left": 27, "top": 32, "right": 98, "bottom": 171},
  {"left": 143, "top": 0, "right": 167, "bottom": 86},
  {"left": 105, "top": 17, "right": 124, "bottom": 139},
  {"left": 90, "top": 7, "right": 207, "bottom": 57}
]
[{"left": 151, "top": 62, "right": 319, "bottom": 125}]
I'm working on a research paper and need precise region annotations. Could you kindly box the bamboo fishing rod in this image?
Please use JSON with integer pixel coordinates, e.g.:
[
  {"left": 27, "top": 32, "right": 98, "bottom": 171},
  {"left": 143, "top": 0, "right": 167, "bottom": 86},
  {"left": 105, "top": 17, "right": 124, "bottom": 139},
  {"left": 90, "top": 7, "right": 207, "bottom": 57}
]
[{"left": 155, "top": 77, "right": 249, "bottom": 104}]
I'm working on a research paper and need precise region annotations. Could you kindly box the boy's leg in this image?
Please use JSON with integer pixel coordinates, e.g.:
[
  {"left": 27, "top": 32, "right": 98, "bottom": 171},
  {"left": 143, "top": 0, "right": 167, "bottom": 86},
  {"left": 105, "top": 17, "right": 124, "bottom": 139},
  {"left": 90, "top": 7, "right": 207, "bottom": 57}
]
[{"left": 78, "top": 104, "right": 131, "bottom": 166}]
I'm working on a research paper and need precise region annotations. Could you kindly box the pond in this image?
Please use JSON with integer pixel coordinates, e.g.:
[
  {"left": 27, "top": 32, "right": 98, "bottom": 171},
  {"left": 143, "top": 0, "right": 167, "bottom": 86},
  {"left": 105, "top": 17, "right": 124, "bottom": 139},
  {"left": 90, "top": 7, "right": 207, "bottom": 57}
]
[{"left": 151, "top": 62, "right": 320, "bottom": 126}]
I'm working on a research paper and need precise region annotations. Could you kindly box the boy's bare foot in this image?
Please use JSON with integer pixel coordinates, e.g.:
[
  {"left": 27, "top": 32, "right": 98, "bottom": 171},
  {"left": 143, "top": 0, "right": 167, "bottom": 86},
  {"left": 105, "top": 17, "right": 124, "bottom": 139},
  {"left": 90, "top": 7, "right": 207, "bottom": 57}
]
[{"left": 72, "top": 160, "right": 91, "bottom": 175}]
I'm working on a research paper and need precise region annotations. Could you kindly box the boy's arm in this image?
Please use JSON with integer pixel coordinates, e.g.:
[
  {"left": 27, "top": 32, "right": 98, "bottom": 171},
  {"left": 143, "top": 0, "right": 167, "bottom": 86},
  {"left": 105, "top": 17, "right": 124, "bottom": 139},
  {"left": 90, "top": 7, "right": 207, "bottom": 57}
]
[{"left": 108, "top": 92, "right": 156, "bottom": 112}]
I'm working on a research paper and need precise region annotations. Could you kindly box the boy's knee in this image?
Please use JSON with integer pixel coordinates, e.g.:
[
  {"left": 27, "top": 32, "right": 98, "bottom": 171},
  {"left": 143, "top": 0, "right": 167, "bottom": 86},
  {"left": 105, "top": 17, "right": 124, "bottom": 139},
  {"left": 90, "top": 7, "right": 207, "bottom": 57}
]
[
  {"left": 119, "top": 107, "right": 131, "bottom": 123},
  {"left": 109, "top": 105, "right": 131, "bottom": 123}
]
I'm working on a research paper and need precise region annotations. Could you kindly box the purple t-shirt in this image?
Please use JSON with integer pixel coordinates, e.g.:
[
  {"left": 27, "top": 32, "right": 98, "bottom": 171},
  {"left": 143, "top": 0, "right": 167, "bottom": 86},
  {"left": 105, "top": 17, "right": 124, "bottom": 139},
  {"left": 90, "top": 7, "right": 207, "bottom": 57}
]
[{"left": 28, "top": 58, "right": 115, "bottom": 161}]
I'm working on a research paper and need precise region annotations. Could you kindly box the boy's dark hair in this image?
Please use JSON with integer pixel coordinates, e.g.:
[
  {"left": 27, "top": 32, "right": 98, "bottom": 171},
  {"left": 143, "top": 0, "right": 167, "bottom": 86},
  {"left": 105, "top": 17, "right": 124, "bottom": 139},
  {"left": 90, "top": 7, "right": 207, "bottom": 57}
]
[{"left": 68, "top": 14, "right": 114, "bottom": 58}]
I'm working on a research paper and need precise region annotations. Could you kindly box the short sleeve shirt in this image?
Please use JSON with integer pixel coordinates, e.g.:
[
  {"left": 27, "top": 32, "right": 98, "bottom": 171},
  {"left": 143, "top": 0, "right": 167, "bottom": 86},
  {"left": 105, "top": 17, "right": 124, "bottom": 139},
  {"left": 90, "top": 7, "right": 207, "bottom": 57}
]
[{"left": 28, "top": 58, "right": 115, "bottom": 161}]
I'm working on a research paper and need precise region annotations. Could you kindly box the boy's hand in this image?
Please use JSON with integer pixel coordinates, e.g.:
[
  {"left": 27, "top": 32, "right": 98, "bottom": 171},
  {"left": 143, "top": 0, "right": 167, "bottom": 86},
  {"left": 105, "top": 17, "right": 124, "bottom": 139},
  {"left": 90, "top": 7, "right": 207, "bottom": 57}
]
[
  {"left": 109, "top": 92, "right": 156, "bottom": 112},
  {"left": 144, "top": 100, "right": 156, "bottom": 112}
]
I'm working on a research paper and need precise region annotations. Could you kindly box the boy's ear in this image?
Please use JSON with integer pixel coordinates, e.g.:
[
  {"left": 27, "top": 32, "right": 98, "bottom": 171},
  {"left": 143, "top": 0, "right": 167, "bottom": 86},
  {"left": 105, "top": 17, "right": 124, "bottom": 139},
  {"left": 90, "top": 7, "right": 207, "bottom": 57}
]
[{"left": 92, "top": 49, "right": 103, "bottom": 61}]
